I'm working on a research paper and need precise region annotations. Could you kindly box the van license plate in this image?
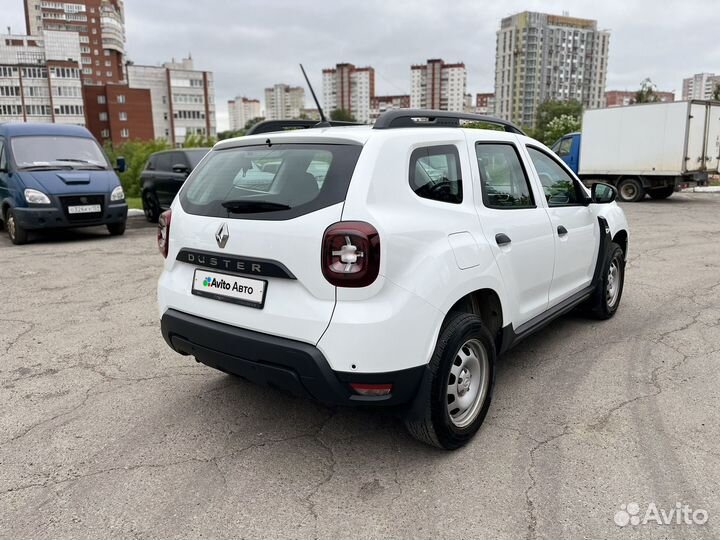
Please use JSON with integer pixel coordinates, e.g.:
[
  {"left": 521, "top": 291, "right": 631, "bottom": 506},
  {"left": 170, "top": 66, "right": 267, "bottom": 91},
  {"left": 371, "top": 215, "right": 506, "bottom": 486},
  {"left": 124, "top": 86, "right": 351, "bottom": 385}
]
[
  {"left": 68, "top": 204, "right": 101, "bottom": 214},
  {"left": 191, "top": 269, "right": 267, "bottom": 308}
]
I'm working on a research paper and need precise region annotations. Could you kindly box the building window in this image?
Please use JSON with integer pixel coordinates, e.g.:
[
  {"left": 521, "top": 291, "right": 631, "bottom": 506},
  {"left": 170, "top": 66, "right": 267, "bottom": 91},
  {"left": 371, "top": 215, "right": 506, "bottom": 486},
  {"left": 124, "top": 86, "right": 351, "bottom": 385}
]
[
  {"left": 97, "top": 95, "right": 106, "bottom": 104},
  {"left": 106, "top": 71, "right": 112, "bottom": 77},
  {"left": 117, "top": 94, "right": 125, "bottom": 104},
  {"left": 119, "top": 112, "right": 127, "bottom": 121},
  {"left": 104, "top": 61, "right": 111, "bottom": 67},
  {"left": 99, "top": 112, "right": 108, "bottom": 121},
  {"left": 120, "top": 128, "right": 129, "bottom": 138},
  {"left": 101, "top": 129, "right": 110, "bottom": 138},
  {"left": 104, "top": 49, "right": 110, "bottom": 56}
]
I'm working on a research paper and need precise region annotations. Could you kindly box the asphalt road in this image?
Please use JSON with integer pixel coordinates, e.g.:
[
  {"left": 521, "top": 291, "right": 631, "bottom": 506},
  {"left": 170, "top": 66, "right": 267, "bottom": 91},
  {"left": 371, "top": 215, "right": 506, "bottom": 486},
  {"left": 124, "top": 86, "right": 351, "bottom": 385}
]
[{"left": 1, "top": 194, "right": 719, "bottom": 540}]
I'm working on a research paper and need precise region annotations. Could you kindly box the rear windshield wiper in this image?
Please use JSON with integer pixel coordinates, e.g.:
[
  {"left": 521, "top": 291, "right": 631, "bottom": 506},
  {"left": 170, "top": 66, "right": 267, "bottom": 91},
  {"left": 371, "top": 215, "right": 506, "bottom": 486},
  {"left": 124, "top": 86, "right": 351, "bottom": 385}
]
[{"left": 221, "top": 200, "right": 291, "bottom": 213}]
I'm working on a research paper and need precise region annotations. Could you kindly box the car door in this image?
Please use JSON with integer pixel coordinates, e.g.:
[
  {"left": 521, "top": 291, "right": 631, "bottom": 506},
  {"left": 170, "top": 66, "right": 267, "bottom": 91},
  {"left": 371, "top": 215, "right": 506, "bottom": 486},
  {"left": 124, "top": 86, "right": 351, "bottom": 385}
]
[
  {"left": 0, "top": 138, "right": 9, "bottom": 205},
  {"left": 153, "top": 152, "right": 174, "bottom": 208},
  {"left": 524, "top": 145, "right": 599, "bottom": 305},
  {"left": 165, "top": 151, "right": 190, "bottom": 205},
  {"left": 552, "top": 135, "right": 577, "bottom": 172},
  {"left": 470, "top": 137, "right": 556, "bottom": 326}
]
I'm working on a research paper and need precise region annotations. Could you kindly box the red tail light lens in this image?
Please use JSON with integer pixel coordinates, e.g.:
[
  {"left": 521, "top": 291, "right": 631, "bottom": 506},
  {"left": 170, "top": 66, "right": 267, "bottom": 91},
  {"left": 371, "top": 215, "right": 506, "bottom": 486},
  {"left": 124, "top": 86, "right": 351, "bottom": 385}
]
[
  {"left": 158, "top": 209, "right": 172, "bottom": 258},
  {"left": 350, "top": 383, "right": 393, "bottom": 396},
  {"left": 322, "top": 221, "right": 380, "bottom": 287}
]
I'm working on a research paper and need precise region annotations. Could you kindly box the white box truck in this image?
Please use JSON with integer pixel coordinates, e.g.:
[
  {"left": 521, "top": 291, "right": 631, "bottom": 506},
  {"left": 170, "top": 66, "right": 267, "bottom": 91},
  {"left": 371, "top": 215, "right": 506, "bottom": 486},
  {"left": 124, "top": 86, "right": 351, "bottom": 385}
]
[{"left": 553, "top": 100, "right": 715, "bottom": 201}]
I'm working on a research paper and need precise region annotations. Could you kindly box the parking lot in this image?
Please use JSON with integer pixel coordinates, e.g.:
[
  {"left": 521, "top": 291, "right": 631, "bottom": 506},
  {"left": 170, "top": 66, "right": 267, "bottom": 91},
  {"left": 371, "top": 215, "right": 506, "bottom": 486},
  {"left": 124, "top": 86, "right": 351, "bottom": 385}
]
[{"left": 1, "top": 193, "right": 719, "bottom": 539}]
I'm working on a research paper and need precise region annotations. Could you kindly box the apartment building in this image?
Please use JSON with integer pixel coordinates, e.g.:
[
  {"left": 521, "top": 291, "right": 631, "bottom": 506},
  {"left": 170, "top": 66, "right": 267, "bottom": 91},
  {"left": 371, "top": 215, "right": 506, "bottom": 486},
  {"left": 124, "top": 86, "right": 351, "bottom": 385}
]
[
  {"left": 83, "top": 83, "right": 152, "bottom": 143},
  {"left": 321, "top": 63, "right": 375, "bottom": 123},
  {"left": 494, "top": 12, "right": 609, "bottom": 127},
  {"left": 24, "top": 0, "right": 126, "bottom": 86},
  {"left": 605, "top": 89, "right": 674, "bottom": 108},
  {"left": 227, "top": 96, "right": 261, "bottom": 130},
  {"left": 410, "top": 59, "right": 466, "bottom": 112},
  {"left": 475, "top": 93, "right": 495, "bottom": 114},
  {"left": 127, "top": 57, "right": 216, "bottom": 146},
  {"left": 264, "top": 83, "right": 304, "bottom": 121},
  {"left": 682, "top": 73, "right": 720, "bottom": 100},
  {"left": 0, "top": 30, "right": 85, "bottom": 125},
  {"left": 369, "top": 94, "right": 410, "bottom": 122}
]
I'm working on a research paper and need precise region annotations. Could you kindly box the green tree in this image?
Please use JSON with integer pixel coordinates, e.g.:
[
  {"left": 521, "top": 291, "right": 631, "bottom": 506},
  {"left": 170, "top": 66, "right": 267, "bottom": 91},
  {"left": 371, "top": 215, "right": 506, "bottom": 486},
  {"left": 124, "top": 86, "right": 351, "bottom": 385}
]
[
  {"left": 217, "top": 129, "right": 244, "bottom": 141},
  {"left": 181, "top": 133, "right": 216, "bottom": 148},
  {"left": 534, "top": 100, "right": 582, "bottom": 145},
  {"left": 544, "top": 114, "right": 582, "bottom": 146},
  {"left": 632, "top": 78, "right": 661, "bottom": 104},
  {"left": 104, "top": 139, "right": 171, "bottom": 197},
  {"left": 244, "top": 117, "right": 265, "bottom": 130},
  {"left": 330, "top": 109, "right": 357, "bottom": 122}
]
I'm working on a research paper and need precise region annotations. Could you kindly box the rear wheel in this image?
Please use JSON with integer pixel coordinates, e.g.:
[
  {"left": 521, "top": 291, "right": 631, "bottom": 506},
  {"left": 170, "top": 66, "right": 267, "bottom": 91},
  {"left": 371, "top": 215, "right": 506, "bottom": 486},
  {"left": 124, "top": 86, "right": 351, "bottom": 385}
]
[
  {"left": 6, "top": 208, "right": 28, "bottom": 245},
  {"left": 107, "top": 221, "right": 126, "bottom": 236},
  {"left": 405, "top": 312, "right": 495, "bottom": 450},
  {"left": 617, "top": 178, "right": 645, "bottom": 202},
  {"left": 648, "top": 186, "right": 674, "bottom": 200},
  {"left": 143, "top": 190, "right": 160, "bottom": 223}
]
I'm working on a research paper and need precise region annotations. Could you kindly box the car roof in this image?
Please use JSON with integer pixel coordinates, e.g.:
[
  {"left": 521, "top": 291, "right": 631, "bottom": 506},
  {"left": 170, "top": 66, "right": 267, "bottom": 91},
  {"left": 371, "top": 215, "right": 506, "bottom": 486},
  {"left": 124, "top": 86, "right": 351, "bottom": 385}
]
[{"left": 0, "top": 122, "right": 94, "bottom": 138}]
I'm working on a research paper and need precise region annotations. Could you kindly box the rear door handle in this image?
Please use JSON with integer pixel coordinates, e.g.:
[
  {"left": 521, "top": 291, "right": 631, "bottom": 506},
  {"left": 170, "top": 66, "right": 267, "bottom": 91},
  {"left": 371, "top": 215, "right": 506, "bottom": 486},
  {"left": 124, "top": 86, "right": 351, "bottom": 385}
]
[
  {"left": 557, "top": 225, "right": 568, "bottom": 236},
  {"left": 495, "top": 233, "right": 512, "bottom": 246}
]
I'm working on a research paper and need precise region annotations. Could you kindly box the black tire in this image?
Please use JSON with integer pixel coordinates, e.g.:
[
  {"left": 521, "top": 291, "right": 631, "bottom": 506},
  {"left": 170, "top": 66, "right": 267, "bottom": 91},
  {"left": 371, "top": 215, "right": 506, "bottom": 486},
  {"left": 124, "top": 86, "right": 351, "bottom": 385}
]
[
  {"left": 107, "top": 221, "right": 126, "bottom": 236},
  {"left": 617, "top": 178, "right": 645, "bottom": 202},
  {"left": 143, "top": 190, "right": 160, "bottom": 223},
  {"left": 6, "top": 208, "right": 28, "bottom": 245},
  {"left": 404, "top": 312, "right": 495, "bottom": 450},
  {"left": 648, "top": 186, "right": 674, "bottom": 200},
  {"left": 583, "top": 242, "right": 625, "bottom": 320}
]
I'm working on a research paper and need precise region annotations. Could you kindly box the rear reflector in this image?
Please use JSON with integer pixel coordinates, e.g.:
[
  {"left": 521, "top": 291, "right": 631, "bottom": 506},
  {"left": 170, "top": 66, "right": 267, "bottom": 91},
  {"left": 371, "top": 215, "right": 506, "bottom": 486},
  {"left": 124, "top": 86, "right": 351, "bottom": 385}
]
[{"left": 349, "top": 383, "right": 392, "bottom": 396}]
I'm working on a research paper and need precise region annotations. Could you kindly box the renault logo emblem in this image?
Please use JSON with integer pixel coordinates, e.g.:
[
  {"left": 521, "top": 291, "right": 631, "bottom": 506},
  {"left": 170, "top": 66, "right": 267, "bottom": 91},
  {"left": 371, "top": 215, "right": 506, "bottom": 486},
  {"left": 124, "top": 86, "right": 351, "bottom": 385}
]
[{"left": 215, "top": 223, "right": 229, "bottom": 248}]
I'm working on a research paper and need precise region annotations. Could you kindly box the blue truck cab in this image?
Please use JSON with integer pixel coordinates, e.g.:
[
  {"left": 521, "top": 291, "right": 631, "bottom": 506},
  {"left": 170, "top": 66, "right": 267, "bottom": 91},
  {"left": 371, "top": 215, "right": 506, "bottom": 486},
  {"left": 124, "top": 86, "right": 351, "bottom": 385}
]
[
  {"left": 0, "top": 123, "right": 128, "bottom": 245},
  {"left": 550, "top": 132, "right": 581, "bottom": 174}
]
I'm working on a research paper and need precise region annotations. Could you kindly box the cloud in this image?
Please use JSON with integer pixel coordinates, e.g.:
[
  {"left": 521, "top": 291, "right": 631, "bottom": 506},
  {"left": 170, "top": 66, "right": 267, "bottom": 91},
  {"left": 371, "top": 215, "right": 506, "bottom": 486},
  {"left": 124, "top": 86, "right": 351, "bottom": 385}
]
[{"left": 7, "top": 0, "right": 720, "bottom": 130}]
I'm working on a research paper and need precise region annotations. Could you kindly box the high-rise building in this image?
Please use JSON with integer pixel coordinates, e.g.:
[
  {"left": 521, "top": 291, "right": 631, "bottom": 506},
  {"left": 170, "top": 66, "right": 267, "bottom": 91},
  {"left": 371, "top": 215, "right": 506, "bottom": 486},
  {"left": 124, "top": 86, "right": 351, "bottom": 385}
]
[
  {"left": 264, "top": 84, "right": 304, "bottom": 121},
  {"left": 410, "top": 59, "right": 466, "bottom": 112},
  {"left": 475, "top": 93, "right": 495, "bottom": 114},
  {"left": 321, "top": 63, "right": 375, "bottom": 123},
  {"left": 23, "top": 0, "right": 126, "bottom": 86},
  {"left": 370, "top": 94, "right": 410, "bottom": 122},
  {"left": 227, "top": 96, "right": 261, "bottom": 130},
  {"left": 605, "top": 89, "right": 674, "bottom": 108},
  {"left": 494, "top": 12, "right": 609, "bottom": 127},
  {"left": 682, "top": 73, "right": 720, "bottom": 100},
  {"left": 126, "top": 57, "right": 216, "bottom": 146},
  {"left": 0, "top": 31, "right": 85, "bottom": 125}
]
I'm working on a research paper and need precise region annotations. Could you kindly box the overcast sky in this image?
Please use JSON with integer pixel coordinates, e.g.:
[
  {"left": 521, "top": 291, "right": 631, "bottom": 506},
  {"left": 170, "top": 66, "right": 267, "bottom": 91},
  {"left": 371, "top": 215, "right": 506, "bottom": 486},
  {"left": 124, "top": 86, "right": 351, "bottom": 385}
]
[{"left": 6, "top": 0, "right": 720, "bottom": 131}]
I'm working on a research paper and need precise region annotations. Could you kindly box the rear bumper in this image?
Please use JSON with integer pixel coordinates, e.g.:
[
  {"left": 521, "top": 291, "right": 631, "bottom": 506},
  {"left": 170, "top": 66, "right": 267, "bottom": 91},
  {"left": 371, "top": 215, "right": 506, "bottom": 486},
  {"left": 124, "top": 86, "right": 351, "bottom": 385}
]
[
  {"left": 13, "top": 202, "right": 127, "bottom": 230},
  {"left": 160, "top": 309, "right": 425, "bottom": 407}
]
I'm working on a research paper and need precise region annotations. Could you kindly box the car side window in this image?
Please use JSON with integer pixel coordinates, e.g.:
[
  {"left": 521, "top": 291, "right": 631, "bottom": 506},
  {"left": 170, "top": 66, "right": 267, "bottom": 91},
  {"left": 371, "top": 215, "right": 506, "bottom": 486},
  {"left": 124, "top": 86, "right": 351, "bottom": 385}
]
[
  {"left": 145, "top": 156, "right": 155, "bottom": 171},
  {"left": 409, "top": 145, "right": 462, "bottom": 204},
  {"left": 527, "top": 146, "right": 584, "bottom": 206},
  {"left": 155, "top": 153, "right": 172, "bottom": 172},
  {"left": 556, "top": 138, "right": 572, "bottom": 157},
  {"left": 476, "top": 143, "right": 534, "bottom": 209}
]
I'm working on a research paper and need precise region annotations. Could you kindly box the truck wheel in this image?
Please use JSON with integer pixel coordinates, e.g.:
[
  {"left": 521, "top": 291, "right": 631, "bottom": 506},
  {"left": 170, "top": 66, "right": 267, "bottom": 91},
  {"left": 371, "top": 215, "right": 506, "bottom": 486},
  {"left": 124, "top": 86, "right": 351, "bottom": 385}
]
[
  {"left": 107, "top": 222, "right": 126, "bottom": 236},
  {"left": 404, "top": 312, "right": 495, "bottom": 450},
  {"left": 617, "top": 178, "right": 645, "bottom": 202},
  {"left": 6, "top": 208, "right": 28, "bottom": 245},
  {"left": 583, "top": 242, "right": 625, "bottom": 319},
  {"left": 143, "top": 191, "right": 160, "bottom": 223},
  {"left": 648, "top": 186, "right": 674, "bottom": 200}
]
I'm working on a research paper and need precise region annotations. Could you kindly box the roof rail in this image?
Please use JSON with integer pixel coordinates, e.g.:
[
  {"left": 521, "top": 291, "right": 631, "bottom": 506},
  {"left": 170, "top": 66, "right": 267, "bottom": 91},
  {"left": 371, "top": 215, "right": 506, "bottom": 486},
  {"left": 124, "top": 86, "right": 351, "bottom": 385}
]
[
  {"left": 246, "top": 119, "right": 363, "bottom": 136},
  {"left": 372, "top": 109, "right": 525, "bottom": 135}
]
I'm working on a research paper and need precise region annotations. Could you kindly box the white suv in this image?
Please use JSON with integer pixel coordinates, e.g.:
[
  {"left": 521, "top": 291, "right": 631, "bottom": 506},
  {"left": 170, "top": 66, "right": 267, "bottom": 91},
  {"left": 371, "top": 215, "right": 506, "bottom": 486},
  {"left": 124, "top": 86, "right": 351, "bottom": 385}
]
[{"left": 157, "top": 110, "right": 629, "bottom": 449}]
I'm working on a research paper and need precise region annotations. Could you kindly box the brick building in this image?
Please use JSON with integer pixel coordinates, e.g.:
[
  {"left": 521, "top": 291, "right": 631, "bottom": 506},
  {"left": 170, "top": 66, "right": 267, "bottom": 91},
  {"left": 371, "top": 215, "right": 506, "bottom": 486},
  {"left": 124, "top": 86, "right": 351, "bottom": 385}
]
[{"left": 83, "top": 84, "right": 153, "bottom": 143}]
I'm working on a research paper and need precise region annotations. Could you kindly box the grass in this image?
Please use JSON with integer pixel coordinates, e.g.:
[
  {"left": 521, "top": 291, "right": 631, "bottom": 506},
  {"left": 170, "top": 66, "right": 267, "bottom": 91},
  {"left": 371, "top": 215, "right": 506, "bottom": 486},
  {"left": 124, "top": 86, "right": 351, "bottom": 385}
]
[{"left": 126, "top": 197, "right": 142, "bottom": 210}]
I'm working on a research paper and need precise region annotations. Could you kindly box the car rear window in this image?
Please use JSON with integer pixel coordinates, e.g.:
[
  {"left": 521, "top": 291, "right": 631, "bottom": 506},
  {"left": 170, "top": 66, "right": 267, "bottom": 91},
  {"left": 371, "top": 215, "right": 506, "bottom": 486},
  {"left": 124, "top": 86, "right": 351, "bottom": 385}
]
[{"left": 179, "top": 143, "right": 362, "bottom": 220}]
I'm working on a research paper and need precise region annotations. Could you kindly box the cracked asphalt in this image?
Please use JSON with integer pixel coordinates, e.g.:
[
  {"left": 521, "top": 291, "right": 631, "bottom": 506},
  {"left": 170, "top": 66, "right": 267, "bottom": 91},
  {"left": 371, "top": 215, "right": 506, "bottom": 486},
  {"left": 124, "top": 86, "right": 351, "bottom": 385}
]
[{"left": 1, "top": 193, "right": 719, "bottom": 540}]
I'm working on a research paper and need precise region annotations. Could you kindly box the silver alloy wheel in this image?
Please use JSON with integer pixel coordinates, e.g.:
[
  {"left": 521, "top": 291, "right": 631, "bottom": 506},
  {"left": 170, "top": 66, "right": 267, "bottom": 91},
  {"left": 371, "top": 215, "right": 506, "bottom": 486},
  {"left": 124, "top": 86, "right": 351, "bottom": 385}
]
[
  {"left": 620, "top": 182, "right": 637, "bottom": 201},
  {"left": 446, "top": 338, "right": 490, "bottom": 428},
  {"left": 7, "top": 213, "right": 16, "bottom": 240},
  {"left": 606, "top": 258, "right": 621, "bottom": 308}
]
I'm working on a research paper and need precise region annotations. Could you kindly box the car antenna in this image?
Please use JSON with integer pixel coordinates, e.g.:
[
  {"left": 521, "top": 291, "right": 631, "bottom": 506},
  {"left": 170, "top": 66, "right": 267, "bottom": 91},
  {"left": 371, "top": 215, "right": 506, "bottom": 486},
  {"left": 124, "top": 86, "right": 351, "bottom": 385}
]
[{"left": 300, "top": 63, "right": 329, "bottom": 127}]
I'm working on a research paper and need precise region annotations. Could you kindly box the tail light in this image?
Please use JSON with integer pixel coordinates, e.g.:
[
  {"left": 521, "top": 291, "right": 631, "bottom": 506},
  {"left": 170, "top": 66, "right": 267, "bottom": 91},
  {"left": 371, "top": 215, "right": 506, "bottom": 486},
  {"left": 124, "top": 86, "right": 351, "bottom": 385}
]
[
  {"left": 158, "top": 209, "right": 172, "bottom": 258},
  {"left": 322, "top": 221, "right": 380, "bottom": 287},
  {"left": 349, "top": 383, "right": 393, "bottom": 397}
]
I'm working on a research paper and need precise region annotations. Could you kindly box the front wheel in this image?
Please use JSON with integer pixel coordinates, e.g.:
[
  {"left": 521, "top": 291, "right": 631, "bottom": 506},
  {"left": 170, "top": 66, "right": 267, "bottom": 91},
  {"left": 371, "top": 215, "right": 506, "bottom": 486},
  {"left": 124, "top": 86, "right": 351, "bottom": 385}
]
[
  {"left": 583, "top": 242, "right": 625, "bottom": 319},
  {"left": 648, "top": 186, "right": 674, "bottom": 200},
  {"left": 405, "top": 313, "right": 495, "bottom": 450},
  {"left": 617, "top": 178, "right": 645, "bottom": 202},
  {"left": 6, "top": 208, "right": 28, "bottom": 245},
  {"left": 143, "top": 191, "right": 160, "bottom": 223},
  {"left": 107, "top": 221, "right": 126, "bottom": 236}
]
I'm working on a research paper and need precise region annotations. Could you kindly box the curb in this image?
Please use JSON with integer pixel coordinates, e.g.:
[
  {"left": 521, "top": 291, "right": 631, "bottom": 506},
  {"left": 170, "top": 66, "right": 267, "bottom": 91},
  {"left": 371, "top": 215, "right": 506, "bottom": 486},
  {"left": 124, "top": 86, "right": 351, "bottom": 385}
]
[
  {"left": 128, "top": 208, "right": 144, "bottom": 218},
  {"left": 682, "top": 186, "right": 720, "bottom": 193}
]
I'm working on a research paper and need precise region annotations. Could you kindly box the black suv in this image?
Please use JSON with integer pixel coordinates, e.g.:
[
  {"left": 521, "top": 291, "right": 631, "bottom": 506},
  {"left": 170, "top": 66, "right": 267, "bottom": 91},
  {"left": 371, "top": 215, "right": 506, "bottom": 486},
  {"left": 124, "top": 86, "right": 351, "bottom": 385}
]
[{"left": 141, "top": 148, "right": 209, "bottom": 222}]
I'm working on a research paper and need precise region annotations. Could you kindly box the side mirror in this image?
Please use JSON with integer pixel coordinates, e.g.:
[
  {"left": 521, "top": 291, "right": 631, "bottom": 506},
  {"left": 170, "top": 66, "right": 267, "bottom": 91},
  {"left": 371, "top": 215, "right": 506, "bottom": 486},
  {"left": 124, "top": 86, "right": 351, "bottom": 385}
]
[
  {"left": 172, "top": 163, "right": 189, "bottom": 175},
  {"left": 115, "top": 156, "right": 126, "bottom": 173},
  {"left": 591, "top": 182, "right": 617, "bottom": 204}
]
